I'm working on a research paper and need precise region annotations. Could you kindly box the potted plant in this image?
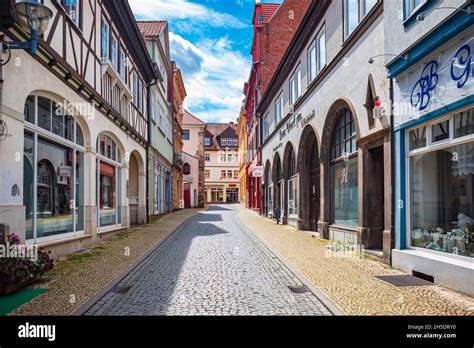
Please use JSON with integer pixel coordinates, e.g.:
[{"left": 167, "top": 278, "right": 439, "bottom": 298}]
[{"left": 0, "top": 233, "right": 54, "bottom": 295}]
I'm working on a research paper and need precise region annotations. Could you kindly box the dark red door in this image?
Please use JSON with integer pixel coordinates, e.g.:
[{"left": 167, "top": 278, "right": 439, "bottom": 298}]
[
  {"left": 309, "top": 140, "right": 319, "bottom": 231},
  {"left": 184, "top": 189, "right": 190, "bottom": 209}
]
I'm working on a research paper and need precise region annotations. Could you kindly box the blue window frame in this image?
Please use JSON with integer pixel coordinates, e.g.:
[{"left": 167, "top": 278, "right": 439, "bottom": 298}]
[{"left": 183, "top": 130, "right": 190, "bottom": 140}]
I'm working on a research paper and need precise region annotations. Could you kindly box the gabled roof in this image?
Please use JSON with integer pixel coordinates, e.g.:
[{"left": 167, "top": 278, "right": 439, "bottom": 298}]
[
  {"left": 183, "top": 110, "right": 205, "bottom": 125},
  {"left": 137, "top": 20, "right": 167, "bottom": 37},
  {"left": 205, "top": 123, "right": 238, "bottom": 150}
]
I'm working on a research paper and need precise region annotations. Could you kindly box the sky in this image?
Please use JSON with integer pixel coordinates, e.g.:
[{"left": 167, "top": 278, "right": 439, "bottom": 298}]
[{"left": 129, "top": 0, "right": 280, "bottom": 123}]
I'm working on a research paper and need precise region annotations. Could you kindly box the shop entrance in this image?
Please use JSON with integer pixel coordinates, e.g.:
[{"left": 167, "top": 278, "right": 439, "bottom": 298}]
[
  {"left": 184, "top": 183, "right": 191, "bottom": 208},
  {"left": 226, "top": 188, "right": 239, "bottom": 204},
  {"left": 298, "top": 125, "right": 320, "bottom": 231},
  {"left": 310, "top": 140, "right": 320, "bottom": 231},
  {"left": 365, "top": 145, "right": 384, "bottom": 251}
]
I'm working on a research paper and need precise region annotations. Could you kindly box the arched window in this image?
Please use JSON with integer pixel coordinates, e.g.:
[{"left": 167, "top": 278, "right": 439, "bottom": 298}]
[
  {"left": 183, "top": 163, "right": 191, "bottom": 175},
  {"left": 330, "top": 109, "right": 358, "bottom": 227},
  {"left": 96, "top": 133, "right": 122, "bottom": 227},
  {"left": 23, "top": 94, "right": 85, "bottom": 242},
  {"left": 286, "top": 145, "right": 298, "bottom": 217},
  {"left": 288, "top": 148, "right": 296, "bottom": 178}
]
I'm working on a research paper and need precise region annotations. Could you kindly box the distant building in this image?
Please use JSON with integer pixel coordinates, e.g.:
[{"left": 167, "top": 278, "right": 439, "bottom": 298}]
[
  {"left": 204, "top": 123, "right": 240, "bottom": 204},
  {"left": 237, "top": 107, "right": 247, "bottom": 204},
  {"left": 137, "top": 20, "right": 174, "bottom": 217},
  {"left": 182, "top": 110, "right": 206, "bottom": 208},
  {"left": 171, "top": 61, "right": 187, "bottom": 210}
]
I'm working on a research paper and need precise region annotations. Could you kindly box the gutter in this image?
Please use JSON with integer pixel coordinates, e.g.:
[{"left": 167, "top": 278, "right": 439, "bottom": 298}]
[{"left": 146, "top": 78, "right": 158, "bottom": 223}]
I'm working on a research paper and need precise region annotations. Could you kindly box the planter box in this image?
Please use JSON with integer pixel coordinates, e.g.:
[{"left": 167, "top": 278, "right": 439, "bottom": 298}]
[{"left": 0, "top": 277, "right": 38, "bottom": 296}]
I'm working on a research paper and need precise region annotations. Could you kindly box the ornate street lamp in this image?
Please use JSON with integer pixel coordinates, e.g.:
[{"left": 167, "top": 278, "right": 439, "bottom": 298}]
[{"left": 9, "top": 0, "right": 53, "bottom": 55}]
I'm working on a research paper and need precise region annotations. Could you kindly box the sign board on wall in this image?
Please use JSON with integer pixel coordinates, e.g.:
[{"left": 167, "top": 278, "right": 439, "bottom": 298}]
[
  {"left": 252, "top": 166, "right": 264, "bottom": 178},
  {"left": 394, "top": 32, "right": 474, "bottom": 127}
]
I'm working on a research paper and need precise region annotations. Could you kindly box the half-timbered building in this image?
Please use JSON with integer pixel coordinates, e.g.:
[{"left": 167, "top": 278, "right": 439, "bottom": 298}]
[{"left": 0, "top": 0, "right": 157, "bottom": 257}]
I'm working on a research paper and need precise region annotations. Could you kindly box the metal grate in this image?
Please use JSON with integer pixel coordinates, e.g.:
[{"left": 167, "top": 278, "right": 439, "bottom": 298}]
[
  {"left": 288, "top": 285, "right": 310, "bottom": 294},
  {"left": 110, "top": 285, "right": 132, "bottom": 294},
  {"left": 375, "top": 275, "right": 433, "bottom": 287}
]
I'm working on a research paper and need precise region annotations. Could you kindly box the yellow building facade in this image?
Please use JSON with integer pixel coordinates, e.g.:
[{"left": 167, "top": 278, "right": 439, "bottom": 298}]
[{"left": 237, "top": 107, "right": 247, "bottom": 204}]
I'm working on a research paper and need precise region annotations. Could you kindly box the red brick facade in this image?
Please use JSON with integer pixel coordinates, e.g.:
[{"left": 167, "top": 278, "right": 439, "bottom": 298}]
[{"left": 244, "top": 0, "right": 311, "bottom": 213}]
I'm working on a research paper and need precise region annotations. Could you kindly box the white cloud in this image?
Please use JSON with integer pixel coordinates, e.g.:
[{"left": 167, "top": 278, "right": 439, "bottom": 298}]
[
  {"left": 129, "top": 0, "right": 246, "bottom": 29},
  {"left": 169, "top": 33, "right": 250, "bottom": 123}
]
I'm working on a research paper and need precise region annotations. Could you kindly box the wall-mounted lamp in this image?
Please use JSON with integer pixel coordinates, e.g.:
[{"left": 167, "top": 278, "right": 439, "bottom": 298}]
[
  {"left": 2, "top": 0, "right": 52, "bottom": 57},
  {"left": 368, "top": 54, "right": 409, "bottom": 64},
  {"left": 416, "top": 4, "right": 474, "bottom": 21}
]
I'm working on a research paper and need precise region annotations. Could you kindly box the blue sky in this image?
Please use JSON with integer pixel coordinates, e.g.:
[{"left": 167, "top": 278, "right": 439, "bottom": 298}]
[{"left": 129, "top": 0, "right": 280, "bottom": 123}]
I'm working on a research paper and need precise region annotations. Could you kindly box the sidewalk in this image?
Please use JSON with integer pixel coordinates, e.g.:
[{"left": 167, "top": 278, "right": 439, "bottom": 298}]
[
  {"left": 9, "top": 208, "right": 205, "bottom": 316},
  {"left": 236, "top": 205, "right": 474, "bottom": 315}
]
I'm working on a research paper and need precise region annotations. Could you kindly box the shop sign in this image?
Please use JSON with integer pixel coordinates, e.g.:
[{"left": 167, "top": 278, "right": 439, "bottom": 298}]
[
  {"left": 252, "top": 166, "right": 264, "bottom": 178},
  {"left": 58, "top": 166, "right": 72, "bottom": 177},
  {"left": 395, "top": 37, "right": 474, "bottom": 126},
  {"left": 272, "top": 143, "right": 282, "bottom": 153},
  {"left": 279, "top": 110, "right": 315, "bottom": 141}
]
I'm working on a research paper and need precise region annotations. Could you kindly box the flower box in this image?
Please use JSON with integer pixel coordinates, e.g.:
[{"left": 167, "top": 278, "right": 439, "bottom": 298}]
[{"left": 0, "top": 277, "right": 38, "bottom": 296}]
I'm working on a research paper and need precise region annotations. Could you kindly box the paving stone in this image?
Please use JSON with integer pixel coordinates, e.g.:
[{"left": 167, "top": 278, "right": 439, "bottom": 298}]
[
  {"left": 236, "top": 204, "right": 474, "bottom": 316},
  {"left": 84, "top": 205, "right": 331, "bottom": 316}
]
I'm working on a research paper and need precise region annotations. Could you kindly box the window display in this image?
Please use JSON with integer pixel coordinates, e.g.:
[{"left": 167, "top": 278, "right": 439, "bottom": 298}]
[
  {"left": 330, "top": 109, "right": 359, "bottom": 227},
  {"left": 408, "top": 107, "right": 474, "bottom": 258},
  {"left": 410, "top": 142, "right": 474, "bottom": 258},
  {"left": 23, "top": 94, "right": 85, "bottom": 242},
  {"left": 97, "top": 134, "right": 122, "bottom": 227}
]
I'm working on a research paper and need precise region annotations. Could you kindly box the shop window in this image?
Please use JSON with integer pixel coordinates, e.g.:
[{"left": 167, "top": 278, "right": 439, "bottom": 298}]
[
  {"left": 23, "top": 95, "right": 85, "bottom": 242},
  {"left": 330, "top": 109, "right": 359, "bottom": 227},
  {"left": 96, "top": 134, "right": 122, "bottom": 227},
  {"left": 287, "top": 148, "right": 298, "bottom": 216},
  {"left": 454, "top": 109, "right": 474, "bottom": 138},
  {"left": 431, "top": 119, "right": 449, "bottom": 143},
  {"left": 408, "top": 126, "right": 426, "bottom": 151},
  {"left": 24, "top": 95, "right": 35, "bottom": 124},
  {"left": 409, "top": 142, "right": 474, "bottom": 258}
]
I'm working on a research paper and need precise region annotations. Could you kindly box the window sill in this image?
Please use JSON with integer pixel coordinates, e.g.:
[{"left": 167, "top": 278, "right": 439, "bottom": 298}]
[{"left": 403, "top": 0, "right": 434, "bottom": 29}]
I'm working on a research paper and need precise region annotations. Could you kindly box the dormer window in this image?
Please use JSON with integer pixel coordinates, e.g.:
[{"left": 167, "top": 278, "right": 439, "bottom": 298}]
[
  {"left": 227, "top": 139, "right": 233, "bottom": 146},
  {"left": 204, "top": 137, "right": 211, "bottom": 146},
  {"left": 221, "top": 138, "right": 226, "bottom": 146}
]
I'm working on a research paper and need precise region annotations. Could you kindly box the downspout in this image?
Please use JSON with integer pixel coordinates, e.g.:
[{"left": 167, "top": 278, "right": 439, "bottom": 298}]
[
  {"left": 389, "top": 76, "right": 395, "bottom": 265},
  {"left": 146, "top": 78, "right": 158, "bottom": 223}
]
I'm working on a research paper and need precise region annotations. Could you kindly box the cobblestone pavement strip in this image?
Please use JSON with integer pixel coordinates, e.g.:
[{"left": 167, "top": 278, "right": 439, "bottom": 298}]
[
  {"left": 9, "top": 208, "right": 204, "bottom": 316},
  {"left": 236, "top": 205, "right": 474, "bottom": 315},
  {"left": 84, "top": 205, "right": 333, "bottom": 316}
]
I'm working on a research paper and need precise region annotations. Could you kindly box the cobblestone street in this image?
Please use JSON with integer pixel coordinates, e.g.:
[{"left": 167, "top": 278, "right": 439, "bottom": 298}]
[{"left": 84, "top": 205, "right": 333, "bottom": 316}]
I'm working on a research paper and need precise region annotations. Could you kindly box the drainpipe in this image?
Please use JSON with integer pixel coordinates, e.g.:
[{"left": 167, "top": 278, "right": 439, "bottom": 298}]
[
  {"left": 146, "top": 78, "right": 158, "bottom": 223},
  {"left": 389, "top": 77, "right": 395, "bottom": 265}
]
